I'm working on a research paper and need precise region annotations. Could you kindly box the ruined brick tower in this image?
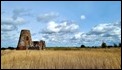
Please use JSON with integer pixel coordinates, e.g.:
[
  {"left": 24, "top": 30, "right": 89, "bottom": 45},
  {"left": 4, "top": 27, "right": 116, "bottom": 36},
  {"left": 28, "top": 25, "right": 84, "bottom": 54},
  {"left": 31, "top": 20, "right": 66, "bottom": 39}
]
[
  {"left": 17, "top": 29, "right": 33, "bottom": 50},
  {"left": 17, "top": 29, "right": 46, "bottom": 50}
]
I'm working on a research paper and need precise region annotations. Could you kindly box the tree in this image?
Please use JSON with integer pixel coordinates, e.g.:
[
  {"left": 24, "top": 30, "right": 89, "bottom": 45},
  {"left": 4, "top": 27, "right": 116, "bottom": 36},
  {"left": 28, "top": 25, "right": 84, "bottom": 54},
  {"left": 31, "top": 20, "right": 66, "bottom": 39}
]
[
  {"left": 92, "top": 46, "right": 95, "bottom": 48},
  {"left": 107, "top": 45, "right": 113, "bottom": 48},
  {"left": 101, "top": 42, "right": 107, "bottom": 48},
  {"left": 8, "top": 47, "right": 15, "bottom": 50},
  {"left": 1, "top": 47, "right": 6, "bottom": 50},
  {"left": 114, "top": 43, "right": 118, "bottom": 47},
  {"left": 119, "top": 43, "right": 121, "bottom": 47},
  {"left": 80, "top": 45, "right": 85, "bottom": 48}
]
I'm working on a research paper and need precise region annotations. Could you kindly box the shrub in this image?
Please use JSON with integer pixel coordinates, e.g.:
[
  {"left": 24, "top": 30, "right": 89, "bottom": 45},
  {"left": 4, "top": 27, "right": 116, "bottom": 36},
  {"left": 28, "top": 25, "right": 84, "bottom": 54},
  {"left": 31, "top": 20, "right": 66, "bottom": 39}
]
[
  {"left": 80, "top": 45, "right": 85, "bottom": 48},
  {"left": 101, "top": 42, "right": 107, "bottom": 48}
]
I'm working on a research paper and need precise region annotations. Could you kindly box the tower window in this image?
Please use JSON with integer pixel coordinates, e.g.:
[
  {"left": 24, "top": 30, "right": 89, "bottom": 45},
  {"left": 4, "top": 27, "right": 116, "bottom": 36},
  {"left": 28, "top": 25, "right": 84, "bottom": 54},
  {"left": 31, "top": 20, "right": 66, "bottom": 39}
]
[{"left": 26, "top": 36, "right": 29, "bottom": 40}]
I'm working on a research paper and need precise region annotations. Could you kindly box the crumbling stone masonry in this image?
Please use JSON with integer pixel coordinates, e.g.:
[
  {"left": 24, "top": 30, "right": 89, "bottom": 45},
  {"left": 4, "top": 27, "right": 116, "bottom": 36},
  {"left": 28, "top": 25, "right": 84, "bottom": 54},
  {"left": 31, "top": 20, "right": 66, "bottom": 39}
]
[
  {"left": 28, "top": 41, "right": 46, "bottom": 50},
  {"left": 17, "top": 29, "right": 46, "bottom": 50}
]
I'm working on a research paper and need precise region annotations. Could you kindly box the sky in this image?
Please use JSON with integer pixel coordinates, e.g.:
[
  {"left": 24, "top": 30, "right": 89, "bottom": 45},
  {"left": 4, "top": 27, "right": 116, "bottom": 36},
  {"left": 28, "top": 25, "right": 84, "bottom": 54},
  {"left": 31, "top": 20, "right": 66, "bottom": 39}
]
[{"left": 1, "top": 1, "right": 121, "bottom": 47}]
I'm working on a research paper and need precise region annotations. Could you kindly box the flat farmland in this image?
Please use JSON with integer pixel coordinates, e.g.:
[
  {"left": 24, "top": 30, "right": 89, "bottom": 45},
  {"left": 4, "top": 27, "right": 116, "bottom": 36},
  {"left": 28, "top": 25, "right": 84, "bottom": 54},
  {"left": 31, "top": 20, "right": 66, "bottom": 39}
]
[{"left": 1, "top": 48, "right": 121, "bottom": 69}]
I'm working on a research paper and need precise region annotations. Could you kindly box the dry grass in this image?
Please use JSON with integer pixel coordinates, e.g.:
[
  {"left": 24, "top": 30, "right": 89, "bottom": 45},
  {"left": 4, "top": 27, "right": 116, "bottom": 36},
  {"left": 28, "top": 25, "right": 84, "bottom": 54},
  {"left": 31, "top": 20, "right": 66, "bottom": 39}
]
[{"left": 1, "top": 48, "right": 121, "bottom": 69}]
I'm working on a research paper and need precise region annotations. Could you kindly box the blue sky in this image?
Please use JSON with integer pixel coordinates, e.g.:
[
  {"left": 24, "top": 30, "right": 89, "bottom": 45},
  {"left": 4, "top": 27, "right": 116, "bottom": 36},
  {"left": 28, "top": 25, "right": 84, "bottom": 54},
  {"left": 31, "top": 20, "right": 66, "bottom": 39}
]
[{"left": 1, "top": 1, "right": 121, "bottom": 47}]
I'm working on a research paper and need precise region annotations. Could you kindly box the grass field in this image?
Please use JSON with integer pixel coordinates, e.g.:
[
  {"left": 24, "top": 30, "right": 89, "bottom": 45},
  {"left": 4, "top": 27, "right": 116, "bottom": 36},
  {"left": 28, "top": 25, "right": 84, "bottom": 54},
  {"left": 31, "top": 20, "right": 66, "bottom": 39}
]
[{"left": 1, "top": 48, "right": 121, "bottom": 69}]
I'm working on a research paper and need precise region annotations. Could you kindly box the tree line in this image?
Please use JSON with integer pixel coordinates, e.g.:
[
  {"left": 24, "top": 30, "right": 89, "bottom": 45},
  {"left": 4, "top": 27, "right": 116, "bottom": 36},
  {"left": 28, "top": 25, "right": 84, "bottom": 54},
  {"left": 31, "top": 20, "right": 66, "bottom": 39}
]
[
  {"left": 1, "top": 47, "right": 16, "bottom": 50},
  {"left": 81, "top": 42, "right": 121, "bottom": 48}
]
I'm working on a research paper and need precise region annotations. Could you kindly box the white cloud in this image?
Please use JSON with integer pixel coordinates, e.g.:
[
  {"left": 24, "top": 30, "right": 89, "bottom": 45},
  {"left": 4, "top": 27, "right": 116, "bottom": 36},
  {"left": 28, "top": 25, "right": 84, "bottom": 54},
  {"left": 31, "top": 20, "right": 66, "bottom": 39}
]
[
  {"left": 87, "top": 22, "right": 120, "bottom": 39},
  {"left": 37, "top": 12, "right": 59, "bottom": 22},
  {"left": 1, "top": 9, "right": 27, "bottom": 32},
  {"left": 1, "top": 17, "right": 26, "bottom": 32},
  {"left": 1, "top": 24, "right": 17, "bottom": 31},
  {"left": 47, "top": 21, "right": 60, "bottom": 33},
  {"left": 40, "top": 20, "right": 80, "bottom": 45},
  {"left": 1, "top": 9, "right": 29, "bottom": 47},
  {"left": 42, "top": 21, "right": 79, "bottom": 34},
  {"left": 80, "top": 15, "right": 86, "bottom": 20},
  {"left": 14, "top": 17, "right": 26, "bottom": 25},
  {"left": 12, "top": 8, "right": 31, "bottom": 20},
  {"left": 75, "top": 22, "right": 121, "bottom": 46},
  {"left": 1, "top": 17, "right": 13, "bottom": 24},
  {"left": 1, "top": 8, "right": 121, "bottom": 47},
  {"left": 90, "top": 22, "right": 121, "bottom": 37},
  {"left": 1, "top": 31, "right": 19, "bottom": 47},
  {"left": 74, "top": 32, "right": 84, "bottom": 39},
  {"left": 40, "top": 20, "right": 121, "bottom": 46}
]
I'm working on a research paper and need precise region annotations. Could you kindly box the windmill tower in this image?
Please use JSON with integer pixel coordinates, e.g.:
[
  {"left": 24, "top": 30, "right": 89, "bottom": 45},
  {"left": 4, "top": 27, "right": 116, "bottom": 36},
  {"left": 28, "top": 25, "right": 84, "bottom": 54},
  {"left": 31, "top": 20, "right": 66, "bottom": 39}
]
[{"left": 17, "top": 29, "right": 33, "bottom": 50}]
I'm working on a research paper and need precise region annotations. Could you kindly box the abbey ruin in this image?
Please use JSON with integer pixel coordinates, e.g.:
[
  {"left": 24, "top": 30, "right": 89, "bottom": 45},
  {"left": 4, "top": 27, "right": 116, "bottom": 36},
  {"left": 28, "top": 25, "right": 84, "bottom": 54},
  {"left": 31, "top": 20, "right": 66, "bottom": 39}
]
[{"left": 17, "top": 29, "right": 46, "bottom": 50}]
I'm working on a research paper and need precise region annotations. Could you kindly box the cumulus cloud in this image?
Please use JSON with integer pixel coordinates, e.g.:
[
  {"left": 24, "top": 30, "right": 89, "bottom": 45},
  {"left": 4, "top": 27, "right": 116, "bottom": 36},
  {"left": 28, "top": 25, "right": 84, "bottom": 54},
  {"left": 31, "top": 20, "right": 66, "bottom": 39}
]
[
  {"left": 39, "top": 20, "right": 79, "bottom": 45},
  {"left": 37, "top": 12, "right": 80, "bottom": 45},
  {"left": 70, "top": 21, "right": 121, "bottom": 46},
  {"left": 1, "top": 17, "right": 26, "bottom": 32},
  {"left": 80, "top": 15, "right": 86, "bottom": 20},
  {"left": 1, "top": 32, "right": 19, "bottom": 47},
  {"left": 41, "top": 21, "right": 79, "bottom": 34},
  {"left": 39, "top": 19, "right": 121, "bottom": 46},
  {"left": 14, "top": 17, "right": 26, "bottom": 25},
  {"left": 1, "top": 8, "right": 30, "bottom": 47},
  {"left": 1, "top": 8, "right": 29, "bottom": 32},
  {"left": 40, "top": 21, "right": 121, "bottom": 46},
  {"left": 2, "top": 8, "right": 121, "bottom": 47},
  {"left": 12, "top": 8, "right": 31, "bottom": 20},
  {"left": 37, "top": 12, "right": 59, "bottom": 22},
  {"left": 89, "top": 22, "right": 121, "bottom": 38},
  {"left": 74, "top": 32, "right": 84, "bottom": 39},
  {"left": 1, "top": 24, "right": 17, "bottom": 31}
]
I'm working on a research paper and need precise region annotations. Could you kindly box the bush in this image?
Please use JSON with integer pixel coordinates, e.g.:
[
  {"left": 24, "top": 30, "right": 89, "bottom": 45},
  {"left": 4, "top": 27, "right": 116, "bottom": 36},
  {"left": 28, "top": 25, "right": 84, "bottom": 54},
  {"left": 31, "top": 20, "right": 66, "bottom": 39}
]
[
  {"left": 114, "top": 43, "right": 118, "bottom": 48},
  {"left": 8, "top": 47, "right": 15, "bottom": 50},
  {"left": 1, "top": 47, "right": 6, "bottom": 50},
  {"left": 80, "top": 45, "right": 85, "bottom": 48},
  {"left": 119, "top": 43, "right": 121, "bottom": 47},
  {"left": 101, "top": 42, "right": 107, "bottom": 48},
  {"left": 107, "top": 45, "right": 113, "bottom": 48}
]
